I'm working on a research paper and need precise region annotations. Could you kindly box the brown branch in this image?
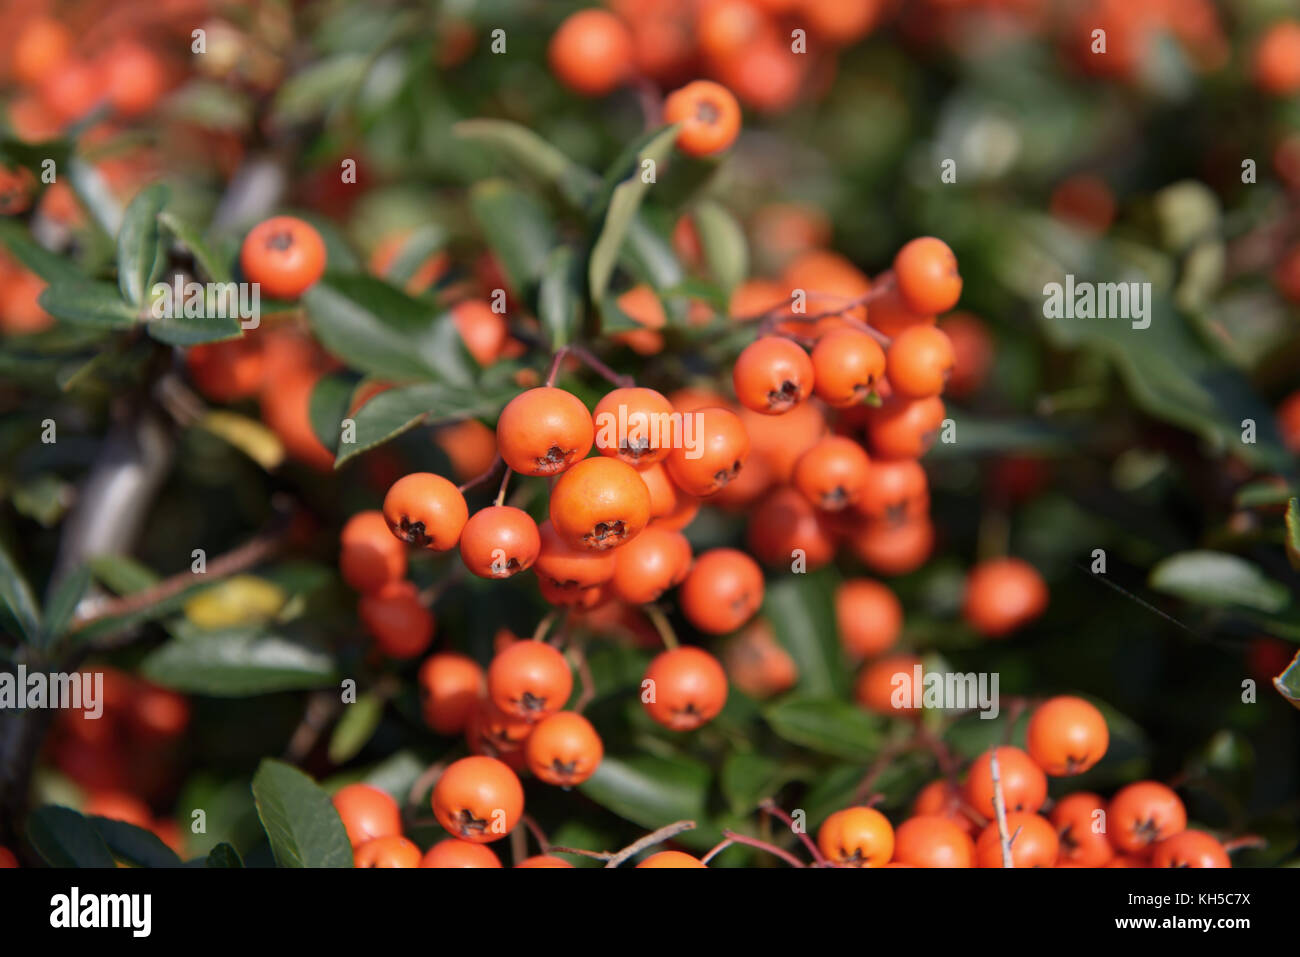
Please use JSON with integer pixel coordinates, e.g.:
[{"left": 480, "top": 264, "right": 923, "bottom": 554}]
[
  {"left": 759, "top": 799, "right": 826, "bottom": 865},
  {"left": 990, "top": 749, "right": 1014, "bottom": 868},
  {"left": 719, "top": 830, "right": 806, "bottom": 868}
]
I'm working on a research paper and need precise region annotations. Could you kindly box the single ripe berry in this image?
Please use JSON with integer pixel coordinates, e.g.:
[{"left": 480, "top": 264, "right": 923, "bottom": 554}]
[
  {"left": 417, "top": 653, "right": 485, "bottom": 736},
  {"left": 850, "top": 516, "right": 934, "bottom": 577},
  {"left": 331, "top": 783, "right": 402, "bottom": 848},
  {"left": 974, "top": 813, "right": 1059, "bottom": 868},
  {"left": 640, "top": 461, "right": 689, "bottom": 519},
  {"left": 548, "top": 9, "right": 633, "bottom": 97},
  {"left": 678, "top": 547, "right": 764, "bottom": 634},
  {"left": 339, "top": 510, "right": 407, "bottom": 594},
  {"left": 593, "top": 386, "right": 677, "bottom": 467},
  {"left": 893, "top": 237, "right": 961, "bottom": 316},
  {"left": 855, "top": 654, "right": 923, "bottom": 717},
  {"left": 740, "top": 399, "right": 825, "bottom": 483},
  {"left": 962, "top": 557, "right": 1048, "bottom": 637},
  {"left": 792, "top": 435, "right": 872, "bottom": 511},
  {"left": 911, "top": 780, "right": 976, "bottom": 835},
  {"left": 0, "top": 846, "right": 17, "bottom": 868},
  {"left": 260, "top": 369, "right": 336, "bottom": 470},
  {"left": 856, "top": 459, "right": 928, "bottom": 526},
  {"left": 732, "top": 337, "right": 814, "bottom": 414},
  {"left": 496, "top": 387, "right": 594, "bottom": 476},
  {"left": 1108, "top": 781, "right": 1187, "bottom": 854},
  {"left": 811, "top": 329, "right": 886, "bottom": 407},
  {"left": 966, "top": 747, "right": 1048, "bottom": 820},
  {"left": 818, "top": 807, "right": 895, "bottom": 867},
  {"left": 533, "top": 519, "right": 617, "bottom": 592},
  {"left": 466, "top": 700, "right": 536, "bottom": 758},
  {"left": 431, "top": 756, "right": 525, "bottom": 844},
  {"left": 610, "top": 525, "right": 692, "bottom": 604},
  {"left": 84, "top": 791, "right": 152, "bottom": 828},
  {"left": 383, "top": 472, "right": 469, "bottom": 550},
  {"left": 419, "top": 838, "right": 503, "bottom": 868},
  {"left": 354, "top": 835, "right": 421, "bottom": 868},
  {"left": 451, "top": 299, "right": 509, "bottom": 367},
  {"left": 938, "top": 312, "right": 994, "bottom": 399},
  {"left": 637, "top": 851, "right": 707, "bottom": 868},
  {"left": 746, "top": 486, "right": 835, "bottom": 569},
  {"left": 663, "top": 80, "right": 742, "bottom": 156},
  {"left": 835, "top": 578, "right": 902, "bottom": 659},
  {"left": 886, "top": 325, "right": 955, "bottom": 399},
  {"left": 459, "top": 505, "right": 540, "bottom": 579},
  {"left": 720, "top": 618, "right": 797, "bottom": 699},
  {"left": 892, "top": 815, "right": 975, "bottom": 868},
  {"left": 1254, "top": 20, "right": 1300, "bottom": 96},
  {"left": 549, "top": 456, "right": 651, "bottom": 550},
  {"left": 102, "top": 40, "right": 166, "bottom": 117},
  {"left": 665, "top": 406, "right": 750, "bottom": 496},
  {"left": 358, "top": 581, "right": 434, "bottom": 659},
  {"left": 865, "top": 395, "right": 945, "bottom": 460},
  {"left": 240, "top": 216, "right": 327, "bottom": 300},
  {"left": 1026, "top": 695, "right": 1109, "bottom": 776},
  {"left": 487, "top": 640, "right": 573, "bottom": 721},
  {"left": 525, "top": 710, "right": 604, "bottom": 786},
  {"left": 1150, "top": 830, "right": 1231, "bottom": 869},
  {"left": 1051, "top": 792, "right": 1114, "bottom": 868},
  {"left": 516, "top": 855, "right": 575, "bottom": 868},
  {"left": 642, "top": 646, "right": 728, "bottom": 731}
]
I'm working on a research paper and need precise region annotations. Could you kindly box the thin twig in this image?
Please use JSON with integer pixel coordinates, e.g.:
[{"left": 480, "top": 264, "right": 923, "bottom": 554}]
[
  {"left": 644, "top": 604, "right": 679, "bottom": 650},
  {"left": 457, "top": 454, "right": 504, "bottom": 494},
  {"left": 990, "top": 749, "right": 1014, "bottom": 868},
  {"left": 759, "top": 799, "right": 826, "bottom": 865},
  {"left": 721, "top": 830, "right": 807, "bottom": 867},
  {"left": 407, "top": 760, "right": 447, "bottom": 809},
  {"left": 570, "top": 344, "right": 635, "bottom": 388},
  {"left": 603, "top": 820, "right": 697, "bottom": 868}
]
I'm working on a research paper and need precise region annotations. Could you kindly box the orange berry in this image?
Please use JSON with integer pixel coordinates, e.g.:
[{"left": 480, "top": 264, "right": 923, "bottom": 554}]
[
  {"left": 549, "top": 9, "right": 633, "bottom": 97},
  {"left": 487, "top": 639, "right": 573, "bottom": 721},
  {"left": 382, "top": 472, "right": 469, "bottom": 550},
  {"left": 746, "top": 485, "right": 836, "bottom": 569},
  {"left": 613, "top": 284, "right": 667, "bottom": 355},
  {"left": 610, "top": 525, "right": 692, "bottom": 604},
  {"left": 637, "top": 850, "right": 707, "bottom": 867},
  {"left": 663, "top": 80, "right": 742, "bottom": 157},
  {"left": 864, "top": 395, "right": 945, "bottom": 460},
  {"left": 855, "top": 653, "right": 923, "bottom": 717},
  {"left": 679, "top": 547, "right": 764, "bottom": 634},
  {"left": 732, "top": 337, "right": 814, "bottom": 414},
  {"left": 938, "top": 311, "right": 994, "bottom": 399},
  {"left": 13, "top": 17, "right": 72, "bottom": 86},
  {"left": 358, "top": 580, "right": 435, "bottom": 659},
  {"left": 811, "top": 329, "right": 886, "bottom": 407},
  {"left": 38, "top": 60, "right": 101, "bottom": 122},
  {"left": 103, "top": 41, "right": 167, "bottom": 117},
  {"left": 720, "top": 618, "right": 797, "bottom": 699},
  {"left": 533, "top": 519, "right": 617, "bottom": 593},
  {"left": 893, "top": 237, "right": 961, "bottom": 316},
  {"left": 1150, "top": 830, "right": 1230, "bottom": 869},
  {"left": 331, "top": 783, "right": 401, "bottom": 848},
  {"left": 451, "top": 299, "right": 508, "bottom": 367},
  {"left": 549, "top": 457, "right": 652, "bottom": 551},
  {"left": 912, "top": 780, "right": 976, "bottom": 835},
  {"left": 964, "top": 747, "right": 1048, "bottom": 819},
  {"left": 516, "top": 854, "right": 575, "bottom": 868},
  {"left": 466, "top": 700, "right": 536, "bottom": 758},
  {"left": 354, "top": 835, "right": 421, "bottom": 867},
  {"left": 84, "top": 791, "right": 152, "bottom": 828},
  {"left": 886, "top": 325, "right": 954, "bottom": 399},
  {"left": 1051, "top": 792, "right": 1114, "bottom": 868},
  {"left": 0, "top": 846, "right": 17, "bottom": 867},
  {"left": 1049, "top": 174, "right": 1116, "bottom": 236},
  {"left": 240, "top": 216, "right": 327, "bottom": 300},
  {"left": 818, "top": 806, "right": 895, "bottom": 867},
  {"left": 418, "top": 653, "right": 485, "bottom": 735},
  {"left": 339, "top": 510, "right": 408, "bottom": 593},
  {"left": 419, "top": 838, "right": 503, "bottom": 868},
  {"left": 260, "top": 370, "right": 336, "bottom": 471},
  {"left": 642, "top": 646, "right": 728, "bottom": 731},
  {"left": 741, "top": 400, "right": 826, "bottom": 482},
  {"left": 1108, "top": 782, "right": 1187, "bottom": 854},
  {"left": 855, "top": 459, "right": 928, "bottom": 525},
  {"left": 962, "top": 557, "right": 1048, "bottom": 637},
  {"left": 781, "top": 249, "right": 872, "bottom": 328},
  {"left": 525, "top": 710, "right": 604, "bottom": 786},
  {"left": 1254, "top": 20, "right": 1300, "bottom": 95},
  {"left": 835, "top": 578, "right": 902, "bottom": 658},
  {"left": 434, "top": 418, "right": 498, "bottom": 482},
  {"left": 496, "top": 387, "right": 594, "bottom": 477},
  {"left": 792, "top": 435, "right": 871, "bottom": 512},
  {"left": 849, "top": 516, "right": 934, "bottom": 576},
  {"left": 975, "top": 813, "right": 1058, "bottom": 868},
  {"left": 664, "top": 406, "right": 750, "bottom": 496},
  {"left": 593, "top": 386, "right": 677, "bottom": 467},
  {"left": 459, "top": 505, "right": 540, "bottom": 579},
  {"left": 639, "top": 461, "right": 688, "bottom": 518},
  {"left": 431, "top": 755, "right": 524, "bottom": 843},
  {"left": 1026, "top": 696, "right": 1109, "bottom": 776},
  {"left": 185, "top": 337, "right": 266, "bottom": 403},
  {"left": 892, "top": 815, "right": 975, "bottom": 868}
]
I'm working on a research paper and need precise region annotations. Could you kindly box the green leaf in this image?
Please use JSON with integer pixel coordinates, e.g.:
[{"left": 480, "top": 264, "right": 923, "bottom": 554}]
[
  {"left": 578, "top": 753, "right": 709, "bottom": 831},
  {"left": 453, "top": 119, "right": 598, "bottom": 207},
  {"left": 41, "top": 565, "right": 91, "bottom": 647},
  {"left": 327, "top": 693, "right": 384, "bottom": 765},
  {"left": 117, "top": 183, "right": 170, "bottom": 306},
  {"left": 925, "top": 416, "right": 1079, "bottom": 459},
  {"left": 272, "top": 53, "right": 368, "bottom": 124},
  {"left": 1274, "top": 650, "right": 1300, "bottom": 711},
  {"left": 1286, "top": 499, "right": 1300, "bottom": 573},
  {"left": 146, "top": 310, "right": 243, "bottom": 347},
  {"left": 139, "top": 627, "right": 338, "bottom": 696},
  {"left": 67, "top": 157, "right": 123, "bottom": 237},
  {"left": 336, "top": 381, "right": 513, "bottom": 467},
  {"left": 692, "top": 200, "right": 748, "bottom": 294},
  {"left": 720, "top": 752, "right": 805, "bottom": 815},
  {"left": 0, "top": 221, "right": 85, "bottom": 283},
  {"left": 159, "top": 210, "right": 233, "bottom": 283},
  {"left": 205, "top": 842, "right": 244, "bottom": 867},
  {"left": 623, "top": 215, "right": 686, "bottom": 290},
  {"left": 1149, "top": 550, "right": 1289, "bottom": 613},
  {"left": 89, "top": 554, "right": 159, "bottom": 594},
  {"left": 0, "top": 538, "right": 41, "bottom": 643},
  {"left": 250, "top": 759, "right": 353, "bottom": 868},
  {"left": 89, "top": 816, "right": 183, "bottom": 868},
  {"left": 309, "top": 373, "right": 359, "bottom": 455},
  {"left": 588, "top": 125, "right": 679, "bottom": 302},
  {"left": 764, "top": 697, "right": 882, "bottom": 761},
  {"left": 468, "top": 179, "right": 556, "bottom": 298},
  {"left": 762, "top": 570, "right": 846, "bottom": 697},
  {"left": 303, "top": 274, "right": 471, "bottom": 383},
  {"left": 39, "top": 280, "right": 139, "bottom": 328},
  {"left": 26, "top": 806, "right": 116, "bottom": 868},
  {"left": 380, "top": 225, "right": 446, "bottom": 290},
  {"left": 537, "top": 245, "right": 583, "bottom": 349}
]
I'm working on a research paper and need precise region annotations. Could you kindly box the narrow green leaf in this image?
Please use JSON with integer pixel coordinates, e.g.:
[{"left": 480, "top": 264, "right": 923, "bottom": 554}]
[
  {"left": 327, "top": 693, "right": 384, "bottom": 765},
  {"left": 764, "top": 698, "right": 882, "bottom": 761},
  {"left": 139, "top": 628, "right": 338, "bottom": 696},
  {"left": 159, "top": 210, "right": 233, "bottom": 283},
  {"left": 309, "top": 372, "right": 359, "bottom": 455},
  {"left": 251, "top": 759, "right": 353, "bottom": 868},
  {"left": 89, "top": 817, "right": 183, "bottom": 868},
  {"left": 0, "top": 221, "right": 85, "bottom": 283},
  {"left": 206, "top": 842, "right": 244, "bottom": 867},
  {"left": 692, "top": 200, "right": 748, "bottom": 294},
  {"left": 26, "top": 806, "right": 116, "bottom": 868},
  {"left": 41, "top": 565, "right": 91, "bottom": 647},
  {"left": 537, "top": 245, "right": 583, "bottom": 349},
  {"left": 1149, "top": 550, "right": 1289, "bottom": 612},
  {"left": 762, "top": 570, "right": 845, "bottom": 697},
  {"left": 468, "top": 179, "right": 556, "bottom": 298},
  {"left": 39, "top": 280, "right": 139, "bottom": 328},
  {"left": 146, "top": 312, "right": 244, "bottom": 346},
  {"left": 453, "top": 119, "right": 598, "bottom": 206},
  {"left": 1286, "top": 499, "right": 1300, "bottom": 572},
  {"left": 0, "top": 538, "right": 41, "bottom": 643},
  {"left": 336, "top": 382, "right": 513, "bottom": 467},
  {"left": 117, "top": 183, "right": 170, "bottom": 305},
  {"left": 578, "top": 753, "right": 709, "bottom": 831}
]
